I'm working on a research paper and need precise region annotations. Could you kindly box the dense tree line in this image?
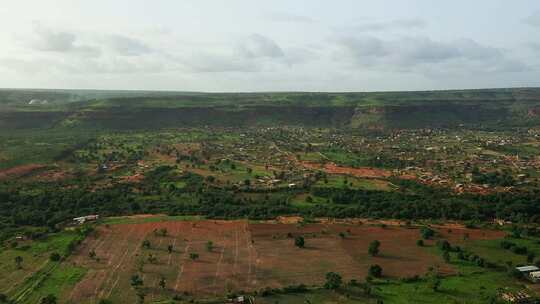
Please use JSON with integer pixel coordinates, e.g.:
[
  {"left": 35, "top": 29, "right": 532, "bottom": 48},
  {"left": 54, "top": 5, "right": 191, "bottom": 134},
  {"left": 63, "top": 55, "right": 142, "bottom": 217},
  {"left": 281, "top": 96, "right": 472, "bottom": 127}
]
[{"left": 1, "top": 175, "right": 540, "bottom": 242}]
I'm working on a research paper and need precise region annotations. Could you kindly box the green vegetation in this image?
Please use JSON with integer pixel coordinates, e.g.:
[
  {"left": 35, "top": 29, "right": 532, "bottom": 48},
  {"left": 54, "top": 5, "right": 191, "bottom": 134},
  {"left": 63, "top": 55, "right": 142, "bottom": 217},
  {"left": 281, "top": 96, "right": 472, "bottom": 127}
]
[{"left": 1, "top": 88, "right": 540, "bottom": 303}]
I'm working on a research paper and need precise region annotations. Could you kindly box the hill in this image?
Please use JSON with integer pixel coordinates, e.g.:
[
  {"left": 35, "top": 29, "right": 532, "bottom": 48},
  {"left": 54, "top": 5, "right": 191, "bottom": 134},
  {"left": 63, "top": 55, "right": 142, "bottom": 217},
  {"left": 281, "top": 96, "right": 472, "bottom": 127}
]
[{"left": 1, "top": 88, "right": 540, "bottom": 130}]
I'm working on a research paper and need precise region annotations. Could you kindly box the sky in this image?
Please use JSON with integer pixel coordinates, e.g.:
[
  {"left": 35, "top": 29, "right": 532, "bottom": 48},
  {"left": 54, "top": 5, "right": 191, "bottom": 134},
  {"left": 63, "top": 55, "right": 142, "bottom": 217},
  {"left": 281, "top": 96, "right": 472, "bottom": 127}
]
[{"left": 0, "top": 0, "right": 540, "bottom": 92}]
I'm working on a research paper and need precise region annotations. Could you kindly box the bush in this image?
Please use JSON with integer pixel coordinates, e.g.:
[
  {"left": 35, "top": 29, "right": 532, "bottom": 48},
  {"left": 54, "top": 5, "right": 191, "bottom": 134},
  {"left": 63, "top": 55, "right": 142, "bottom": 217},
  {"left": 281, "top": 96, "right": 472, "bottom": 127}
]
[
  {"left": 324, "top": 272, "right": 342, "bottom": 290},
  {"left": 294, "top": 236, "right": 305, "bottom": 248},
  {"left": 368, "top": 264, "right": 383, "bottom": 278},
  {"left": 368, "top": 240, "right": 380, "bottom": 256},
  {"left": 416, "top": 239, "right": 424, "bottom": 247},
  {"left": 421, "top": 227, "right": 435, "bottom": 240},
  {"left": 49, "top": 252, "right": 61, "bottom": 262}
]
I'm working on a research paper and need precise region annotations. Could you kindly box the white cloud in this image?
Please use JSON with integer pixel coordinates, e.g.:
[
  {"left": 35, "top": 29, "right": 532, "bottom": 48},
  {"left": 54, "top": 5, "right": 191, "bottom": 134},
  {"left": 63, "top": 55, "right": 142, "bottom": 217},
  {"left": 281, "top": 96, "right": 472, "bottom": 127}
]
[
  {"left": 336, "top": 35, "right": 528, "bottom": 75},
  {"left": 352, "top": 18, "right": 426, "bottom": 32},
  {"left": 29, "top": 23, "right": 101, "bottom": 57},
  {"left": 265, "top": 12, "right": 315, "bottom": 23},
  {"left": 103, "top": 34, "right": 152, "bottom": 56},
  {"left": 236, "top": 34, "right": 285, "bottom": 59},
  {"left": 524, "top": 10, "right": 540, "bottom": 27}
]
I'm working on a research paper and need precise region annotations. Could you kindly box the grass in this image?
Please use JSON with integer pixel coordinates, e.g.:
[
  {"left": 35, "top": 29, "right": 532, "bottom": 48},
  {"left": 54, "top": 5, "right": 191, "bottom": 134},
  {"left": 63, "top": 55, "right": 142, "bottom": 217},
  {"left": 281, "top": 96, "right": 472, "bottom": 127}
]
[
  {"left": 0, "top": 230, "right": 82, "bottom": 302},
  {"left": 463, "top": 236, "right": 540, "bottom": 266},
  {"left": 20, "top": 264, "right": 87, "bottom": 304},
  {"left": 315, "top": 176, "right": 391, "bottom": 191}
]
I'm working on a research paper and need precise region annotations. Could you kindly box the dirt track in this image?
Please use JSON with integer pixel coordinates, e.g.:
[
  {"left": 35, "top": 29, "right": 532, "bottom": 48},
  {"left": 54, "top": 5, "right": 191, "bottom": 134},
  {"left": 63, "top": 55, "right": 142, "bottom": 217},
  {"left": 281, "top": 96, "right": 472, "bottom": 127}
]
[{"left": 302, "top": 162, "right": 392, "bottom": 179}]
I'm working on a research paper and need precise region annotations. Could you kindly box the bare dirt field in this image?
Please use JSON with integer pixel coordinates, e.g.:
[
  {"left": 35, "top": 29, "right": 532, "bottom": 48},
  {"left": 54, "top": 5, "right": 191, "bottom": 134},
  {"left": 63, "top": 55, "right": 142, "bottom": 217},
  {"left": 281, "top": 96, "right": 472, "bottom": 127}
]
[{"left": 66, "top": 219, "right": 504, "bottom": 303}]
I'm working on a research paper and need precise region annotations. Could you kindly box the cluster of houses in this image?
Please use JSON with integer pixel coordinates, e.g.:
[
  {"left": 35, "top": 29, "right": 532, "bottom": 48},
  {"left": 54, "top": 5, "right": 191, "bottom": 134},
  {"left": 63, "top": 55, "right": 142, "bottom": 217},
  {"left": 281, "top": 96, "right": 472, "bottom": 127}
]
[{"left": 516, "top": 265, "right": 540, "bottom": 283}]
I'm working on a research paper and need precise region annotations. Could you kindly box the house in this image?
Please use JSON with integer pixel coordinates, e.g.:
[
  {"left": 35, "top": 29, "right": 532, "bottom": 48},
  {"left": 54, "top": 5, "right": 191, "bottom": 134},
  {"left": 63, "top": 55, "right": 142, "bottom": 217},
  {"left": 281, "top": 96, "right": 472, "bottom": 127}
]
[
  {"left": 73, "top": 215, "right": 100, "bottom": 225},
  {"left": 227, "top": 295, "right": 254, "bottom": 303},
  {"left": 516, "top": 265, "right": 539, "bottom": 275},
  {"left": 529, "top": 271, "right": 540, "bottom": 283}
]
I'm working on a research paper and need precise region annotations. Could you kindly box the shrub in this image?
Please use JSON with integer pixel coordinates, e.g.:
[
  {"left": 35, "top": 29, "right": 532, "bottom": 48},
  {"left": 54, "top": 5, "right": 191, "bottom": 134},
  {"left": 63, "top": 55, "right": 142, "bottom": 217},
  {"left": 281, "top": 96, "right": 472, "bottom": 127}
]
[{"left": 368, "top": 264, "right": 383, "bottom": 278}]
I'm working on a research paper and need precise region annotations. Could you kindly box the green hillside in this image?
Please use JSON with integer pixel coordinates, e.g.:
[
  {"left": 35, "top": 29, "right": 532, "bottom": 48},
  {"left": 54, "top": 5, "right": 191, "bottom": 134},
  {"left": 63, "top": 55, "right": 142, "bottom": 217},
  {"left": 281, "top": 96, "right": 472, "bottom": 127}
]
[{"left": 1, "top": 88, "right": 540, "bottom": 130}]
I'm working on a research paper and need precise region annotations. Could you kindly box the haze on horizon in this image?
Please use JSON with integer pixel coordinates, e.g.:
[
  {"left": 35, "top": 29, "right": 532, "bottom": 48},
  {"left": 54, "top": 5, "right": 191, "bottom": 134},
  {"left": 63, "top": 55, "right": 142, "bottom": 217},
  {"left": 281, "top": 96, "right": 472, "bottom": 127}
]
[{"left": 0, "top": 0, "right": 539, "bottom": 92}]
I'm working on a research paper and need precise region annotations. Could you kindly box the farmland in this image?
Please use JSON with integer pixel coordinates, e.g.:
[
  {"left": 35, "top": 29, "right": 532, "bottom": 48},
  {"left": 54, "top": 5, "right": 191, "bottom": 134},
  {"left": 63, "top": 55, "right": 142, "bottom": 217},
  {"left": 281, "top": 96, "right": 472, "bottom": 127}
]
[{"left": 52, "top": 217, "right": 515, "bottom": 303}]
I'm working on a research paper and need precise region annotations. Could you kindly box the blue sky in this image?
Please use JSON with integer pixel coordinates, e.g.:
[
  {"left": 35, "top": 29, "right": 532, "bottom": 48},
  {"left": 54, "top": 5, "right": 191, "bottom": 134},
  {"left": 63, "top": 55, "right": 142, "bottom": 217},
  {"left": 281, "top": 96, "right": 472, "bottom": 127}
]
[{"left": 0, "top": 0, "right": 539, "bottom": 91}]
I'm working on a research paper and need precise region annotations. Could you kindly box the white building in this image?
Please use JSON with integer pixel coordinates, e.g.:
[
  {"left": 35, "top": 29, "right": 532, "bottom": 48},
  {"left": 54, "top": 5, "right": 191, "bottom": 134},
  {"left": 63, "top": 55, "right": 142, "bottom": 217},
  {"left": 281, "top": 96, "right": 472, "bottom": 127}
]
[{"left": 73, "top": 215, "right": 100, "bottom": 224}]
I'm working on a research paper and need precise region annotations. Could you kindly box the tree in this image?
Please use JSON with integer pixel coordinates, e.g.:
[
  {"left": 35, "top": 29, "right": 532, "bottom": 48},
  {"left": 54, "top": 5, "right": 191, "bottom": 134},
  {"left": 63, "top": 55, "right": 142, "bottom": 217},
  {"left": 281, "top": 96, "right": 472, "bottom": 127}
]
[
  {"left": 142, "top": 240, "right": 151, "bottom": 249},
  {"left": 49, "top": 252, "right": 61, "bottom": 262},
  {"left": 14, "top": 256, "right": 23, "bottom": 269},
  {"left": 429, "top": 276, "right": 441, "bottom": 292},
  {"left": 136, "top": 290, "right": 146, "bottom": 304},
  {"left": 421, "top": 227, "right": 435, "bottom": 240},
  {"left": 89, "top": 249, "right": 97, "bottom": 259},
  {"left": 190, "top": 253, "right": 199, "bottom": 260},
  {"left": 157, "top": 228, "right": 168, "bottom": 237},
  {"left": 206, "top": 241, "right": 214, "bottom": 252},
  {"left": 40, "top": 294, "right": 57, "bottom": 304},
  {"left": 159, "top": 277, "right": 166, "bottom": 289},
  {"left": 147, "top": 253, "right": 157, "bottom": 264},
  {"left": 368, "top": 264, "right": 383, "bottom": 278},
  {"left": 167, "top": 245, "right": 173, "bottom": 254},
  {"left": 98, "top": 300, "right": 113, "bottom": 304},
  {"left": 294, "top": 236, "right": 305, "bottom": 248},
  {"left": 368, "top": 240, "right": 380, "bottom": 256},
  {"left": 130, "top": 274, "right": 144, "bottom": 289},
  {"left": 437, "top": 240, "right": 451, "bottom": 251},
  {"left": 324, "top": 272, "right": 342, "bottom": 290},
  {"left": 416, "top": 239, "right": 424, "bottom": 247},
  {"left": 0, "top": 294, "right": 8, "bottom": 303},
  {"left": 443, "top": 251, "right": 451, "bottom": 263}
]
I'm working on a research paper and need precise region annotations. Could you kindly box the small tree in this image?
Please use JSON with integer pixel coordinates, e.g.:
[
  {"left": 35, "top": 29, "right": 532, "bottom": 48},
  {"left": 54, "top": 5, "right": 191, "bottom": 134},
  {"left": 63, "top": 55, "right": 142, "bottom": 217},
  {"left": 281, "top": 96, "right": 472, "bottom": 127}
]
[
  {"left": 324, "top": 272, "right": 342, "bottom": 290},
  {"left": 429, "top": 276, "right": 441, "bottom": 292},
  {"left": 443, "top": 251, "right": 451, "bottom": 263},
  {"left": 421, "top": 227, "right": 435, "bottom": 240},
  {"left": 190, "top": 253, "right": 199, "bottom": 260},
  {"left": 206, "top": 241, "right": 214, "bottom": 252},
  {"left": 142, "top": 240, "right": 151, "bottom": 249},
  {"left": 147, "top": 253, "right": 157, "bottom": 264},
  {"left": 89, "top": 249, "right": 97, "bottom": 259},
  {"left": 368, "top": 240, "right": 380, "bottom": 256},
  {"left": 416, "top": 239, "right": 424, "bottom": 247},
  {"left": 130, "top": 274, "right": 144, "bottom": 289},
  {"left": 294, "top": 236, "right": 305, "bottom": 248},
  {"left": 136, "top": 290, "right": 146, "bottom": 304},
  {"left": 167, "top": 245, "right": 173, "bottom": 254},
  {"left": 368, "top": 264, "right": 383, "bottom": 278},
  {"left": 49, "top": 252, "right": 61, "bottom": 262},
  {"left": 0, "top": 294, "right": 9, "bottom": 303},
  {"left": 40, "top": 294, "right": 57, "bottom": 304},
  {"left": 14, "top": 256, "right": 23, "bottom": 269},
  {"left": 157, "top": 228, "right": 168, "bottom": 237},
  {"left": 437, "top": 240, "right": 451, "bottom": 251},
  {"left": 159, "top": 277, "right": 166, "bottom": 289}
]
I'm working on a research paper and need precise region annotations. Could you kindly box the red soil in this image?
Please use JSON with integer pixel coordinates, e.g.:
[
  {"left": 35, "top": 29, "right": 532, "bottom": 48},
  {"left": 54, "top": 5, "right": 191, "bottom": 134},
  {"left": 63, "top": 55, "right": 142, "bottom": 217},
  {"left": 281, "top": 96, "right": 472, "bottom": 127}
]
[
  {"left": 0, "top": 164, "right": 46, "bottom": 180},
  {"left": 67, "top": 220, "right": 505, "bottom": 302}
]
